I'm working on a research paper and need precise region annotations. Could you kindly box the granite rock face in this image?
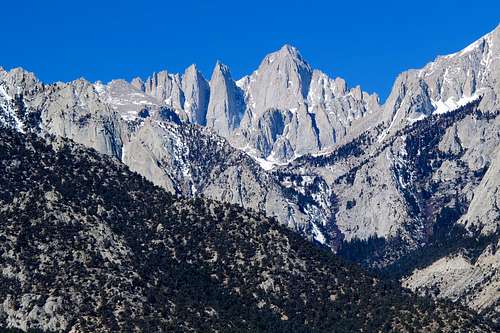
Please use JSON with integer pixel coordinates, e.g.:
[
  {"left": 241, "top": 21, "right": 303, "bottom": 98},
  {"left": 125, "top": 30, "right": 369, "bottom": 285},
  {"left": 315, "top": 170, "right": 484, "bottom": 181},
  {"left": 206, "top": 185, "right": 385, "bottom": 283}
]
[
  {"left": 458, "top": 145, "right": 500, "bottom": 235},
  {"left": 182, "top": 64, "right": 210, "bottom": 125},
  {"left": 363, "top": 26, "right": 500, "bottom": 320},
  {"left": 402, "top": 144, "right": 499, "bottom": 322},
  {"left": 0, "top": 68, "right": 124, "bottom": 158},
  {"left": 143, "top": 70, "right": 185, "bottom": 111},
  {"left": 403, "top": 241, "right": 499, "bottom": 323},
  {"left": 205, "top": 62, "right": 245, "bottom": 137},
  {"left": 122, "top": 118, "right": 335, "bottom": 244},
  {"left": 66, "top": 44, "right": 380, "bottom": 165}
]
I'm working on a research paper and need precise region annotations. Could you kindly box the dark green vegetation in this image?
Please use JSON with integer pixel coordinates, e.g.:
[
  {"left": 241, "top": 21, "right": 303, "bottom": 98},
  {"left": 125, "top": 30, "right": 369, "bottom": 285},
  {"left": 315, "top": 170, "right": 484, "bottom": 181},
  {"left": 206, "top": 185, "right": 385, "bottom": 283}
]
[
  {"left": 339, "top": 215, "right": 498, "bottom": 280},
  {"left": 0, "top": 128, "right": 494, "bottom": 332},
  {"left": 0, "top": 329, "right": 46, "bottom": 333}
]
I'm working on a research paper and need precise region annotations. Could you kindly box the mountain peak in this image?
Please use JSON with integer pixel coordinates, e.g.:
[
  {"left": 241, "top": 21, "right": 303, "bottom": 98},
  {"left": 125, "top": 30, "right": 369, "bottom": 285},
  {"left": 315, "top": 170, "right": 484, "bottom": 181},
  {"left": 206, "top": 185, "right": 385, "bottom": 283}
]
[
  {"left": 130, "top": 77, "right": 145, "bottom": 91},
  {"left": 212, "top": 61, "right": 231, "bottom": 79},
  {"left": 278, "top": 43, "right": 300, "bottom": 55},
  {"left": 184, "top": 64, "right": 208, "bottom": 84},
  {"left": 185, "top": 63, "right": 199, "bottom": 74},
  {"left": 184, "top": 64, "right": 206, "bottom": 82},
  {"left": 266, "top": 44, "right": 306, "bottom": 65}
]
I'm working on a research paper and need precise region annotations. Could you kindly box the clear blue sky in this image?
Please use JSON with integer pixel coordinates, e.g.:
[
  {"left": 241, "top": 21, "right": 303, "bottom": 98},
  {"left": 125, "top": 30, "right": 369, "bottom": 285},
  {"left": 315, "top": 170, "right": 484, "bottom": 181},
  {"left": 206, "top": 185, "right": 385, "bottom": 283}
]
[{"left": 1, "top": 0, "right": 499, "bottom": 101}]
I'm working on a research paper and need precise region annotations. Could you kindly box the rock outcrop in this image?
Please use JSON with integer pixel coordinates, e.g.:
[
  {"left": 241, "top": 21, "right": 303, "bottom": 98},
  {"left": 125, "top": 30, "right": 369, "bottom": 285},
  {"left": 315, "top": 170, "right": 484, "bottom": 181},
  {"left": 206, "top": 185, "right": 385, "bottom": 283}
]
[{"left": 233, "top": 45, "right": 381, "bottom": 161}]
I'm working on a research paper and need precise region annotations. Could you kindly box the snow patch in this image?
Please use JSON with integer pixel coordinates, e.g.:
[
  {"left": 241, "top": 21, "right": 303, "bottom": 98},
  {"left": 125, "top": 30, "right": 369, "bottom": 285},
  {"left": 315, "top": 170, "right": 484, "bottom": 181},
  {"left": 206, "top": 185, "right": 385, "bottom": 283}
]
[
  {"left": 93, "top": 82, "right": 106, "bottom": 95},
  {"left": 0, "top": 85, "right": 25, "bottom": 133},
  {"left": 253, "top": 157, "right": 280, "bottom": 171},
  {"left": 253, "top": 153, "right": 290, "bottom": 171},
  {"left": 431, "top": 93, "right": 480, "bottom": 115},
  {"left": 408, "top": 113, "right": 427, "bottom": 124},
  {"left": 443, "top": 37, "right": 484, "bottom": 60},
  {"left": 311, "top": 222, "right": 326, "bottom": 244},
  {"left": 238, "top": 144, "right": 291, "bottom": 171},
  {"left": 191, "top": 184, "right": 197, "bottom": 195},
  {"left": 121, "top": 144, "right": 126, "bottom": 162},
  {"left": 378, "top": 106, "right": 401, "bottom": 143},
  {"left": 458, "top": 39, "right": 483, "bottom": 56},
  {"left": 0, "top": 85, "right": 12, "bottom": 101}
]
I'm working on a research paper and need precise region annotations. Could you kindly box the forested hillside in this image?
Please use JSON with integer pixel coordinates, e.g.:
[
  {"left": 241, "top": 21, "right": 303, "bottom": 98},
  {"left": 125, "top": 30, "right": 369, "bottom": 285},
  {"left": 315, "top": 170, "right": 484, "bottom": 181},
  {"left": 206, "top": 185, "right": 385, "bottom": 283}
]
[{"left": 0, "top": 128, "right": 495, "bottom": 332}]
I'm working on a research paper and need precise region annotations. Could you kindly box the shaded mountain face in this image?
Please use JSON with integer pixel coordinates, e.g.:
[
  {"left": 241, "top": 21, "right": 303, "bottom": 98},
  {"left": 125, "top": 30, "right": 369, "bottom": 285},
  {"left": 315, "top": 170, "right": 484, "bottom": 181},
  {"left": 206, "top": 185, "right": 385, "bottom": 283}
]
[
  {"left": 182, "top": 64, "right": 210, "bottom": 125},
  {"left": 1, "top": 128, "right": 495, "bottom": 332},
  {"left": 282, "top": 100, "right": 498, "bottom": 244},
  {"left": 120, "top": 118, "right": 345, "bottom": 248},
  {"left": 206, "top": 62, "right": 245, "bottom": 137},
  {"left": 0, "top": 24, "right": 499, "bottom": 325}
]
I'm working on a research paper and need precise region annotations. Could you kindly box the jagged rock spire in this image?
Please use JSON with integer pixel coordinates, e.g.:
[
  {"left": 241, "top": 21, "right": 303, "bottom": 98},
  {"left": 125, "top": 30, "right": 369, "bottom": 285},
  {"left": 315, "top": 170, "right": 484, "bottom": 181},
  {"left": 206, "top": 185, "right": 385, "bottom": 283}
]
[
  {"left": 205, "top": 62, "right": 244, "bottom": 137},
  {"left": 182, "top": 64, "right": 210, "bottom": 125}
]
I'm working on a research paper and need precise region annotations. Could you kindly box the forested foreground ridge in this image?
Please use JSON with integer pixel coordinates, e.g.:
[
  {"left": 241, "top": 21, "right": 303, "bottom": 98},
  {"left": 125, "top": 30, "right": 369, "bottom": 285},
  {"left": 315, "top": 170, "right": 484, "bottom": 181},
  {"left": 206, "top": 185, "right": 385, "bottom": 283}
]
[{"left": 0, "top": 127, "right": 495, "bottom": 332}]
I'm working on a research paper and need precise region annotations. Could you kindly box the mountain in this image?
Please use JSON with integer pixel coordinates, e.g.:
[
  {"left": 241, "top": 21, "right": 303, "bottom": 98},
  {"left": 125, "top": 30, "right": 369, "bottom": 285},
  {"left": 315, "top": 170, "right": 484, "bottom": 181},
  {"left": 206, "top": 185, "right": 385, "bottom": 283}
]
[
  {"left": 274, "top": 25, "right": 500, "bottom": 321},
  {"left": 402, "top": 140, "right": 500, "bottom": 323},
  {"left": 381, "top": 24, "right": 500, "bottom": 137},
  {"left": 0, "top": 24, "right": 499, "bottom": 324},
  {"left": 0, "top": 68, "right": 124, "bottom": 157},
  {"left": 123, "top": 44, "right": 381, "bottom": 164},
  {"left": 121, "top": 118, "right": 330, "bottom": 243},
  {"left": 0, "top": 43, "right": 383, "bottom": 246},
  {"left": 182, "top": 64, "right": 210, "bottom": 125},
  {"left": 232, "top": 44, "right": 381, "bottom": 162},
  {"left": 1, "top": 127, "right": 495, "bottom": 332},
  {"left": 0, "top": 64, "right": 345, "bottom": 247}
]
